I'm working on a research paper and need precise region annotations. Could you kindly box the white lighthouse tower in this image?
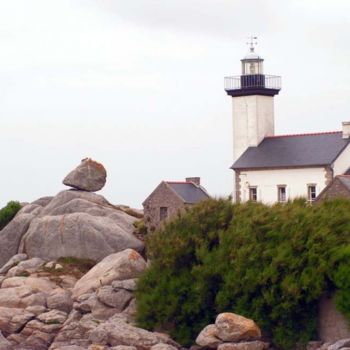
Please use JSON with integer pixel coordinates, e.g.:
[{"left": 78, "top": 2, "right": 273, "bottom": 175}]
[{"left": 224, "top": 38, "right": 281, "bottom": 163}]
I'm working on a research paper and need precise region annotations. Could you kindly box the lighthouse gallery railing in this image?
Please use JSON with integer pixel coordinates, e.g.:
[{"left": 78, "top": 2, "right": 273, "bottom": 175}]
[{"left": 224, "top": 75, "right": 281, "bottom": 91}]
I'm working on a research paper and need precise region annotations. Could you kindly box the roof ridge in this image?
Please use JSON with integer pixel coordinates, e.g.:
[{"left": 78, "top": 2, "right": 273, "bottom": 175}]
[
  {"left": 266, "top": 131, "right": 341, "bottom": 139},
  {"left": 166, "top": 181, "right": 192, "bottom": 184}
]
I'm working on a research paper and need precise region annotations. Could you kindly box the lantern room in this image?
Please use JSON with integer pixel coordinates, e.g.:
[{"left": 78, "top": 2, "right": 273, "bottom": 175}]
[
  {"left": 224, "top": 36, "right": 281, "bottom": 97},
  {"left": 241, "top": 50, "right": 264, "bottom": 75}
]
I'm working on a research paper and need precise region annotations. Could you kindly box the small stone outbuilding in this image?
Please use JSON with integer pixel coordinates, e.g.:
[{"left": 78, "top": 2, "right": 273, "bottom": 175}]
[
  {"left": 318, "top": 293, "right": 350, "bottom": 342},
  {"left": 142, "top": 177, "right": 210, "bottom": 232},
  {"left": 316, "top": 175, "right": 350, "bottom": 202}
]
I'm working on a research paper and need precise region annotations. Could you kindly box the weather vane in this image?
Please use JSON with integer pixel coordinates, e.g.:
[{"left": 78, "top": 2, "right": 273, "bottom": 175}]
[{"left": 246, "top": 36, "right": 258, "bottom": 52}]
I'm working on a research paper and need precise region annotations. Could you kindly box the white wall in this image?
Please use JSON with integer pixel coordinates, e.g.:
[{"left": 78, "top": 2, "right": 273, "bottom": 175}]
[
  {"left": 232, "top": 95, "right": 274, "bottom": 162},
  {"left": 238, "top": 167, "right": 327, "bottom": 203},
  {"left": 333, "top": 144, "right": 350, "bottom": 175}
]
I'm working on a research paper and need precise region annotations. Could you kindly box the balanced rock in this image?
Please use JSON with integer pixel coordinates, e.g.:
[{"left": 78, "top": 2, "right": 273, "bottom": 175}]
[{"left": 63, "top": 158, "right": 107, "bottom": 192}]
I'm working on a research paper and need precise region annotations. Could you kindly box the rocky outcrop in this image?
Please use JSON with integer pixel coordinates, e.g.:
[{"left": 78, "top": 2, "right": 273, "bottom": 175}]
[
  {"left": 72, "top": 249, "right": 146, "bottom": 299},
  {"left": 6, "top": 257, "right": 46, "bottom": 277},
  {"left": 0, "top": 277, "right": 59, "bottom": 348},
  {"left": 88, "top": 316, "right": 177, "bottom": 348},
  {"left": 38, "top": 189, "right": 110, "bottom": 217},
  {"left": 0, "top": 159, "right": 144, "bottom": 267},
  {"left": 0, "top": 307, "right": 35, "bottom": 334},
  {"left": 49, "top": 249, "right": 179, "bottom": 350},
  {"left": 0, "top": 214, "right": 34, "bottom": 268},
  {"left": 0, "top": 249, "right": 178, "bottom": 350},
  {"left": 47, "top": 289, "right": 73, "bottom": 314},
  {"left": 19, "top": 212, "right": 143, "bottom": 262},
  {"left": 0, "top": 159, "right": 174, "bottom": 349},
  {"left": 63, "top": 159, "right": 107, "bottom": 192},
  {"left": 0, "top": 245, "right": 273, "bottom": 350},
  {"left": 196, "top": 313, "right": 266, "bottom": 350},
  {"left": 0, "top": 189, "right": 143, "bottom": 267},
  {"left": 0, "top": 331, "right": 12, "bottom": 350},
  {"left": 0, "top": 254, "right": 28, "bottom": 275}
]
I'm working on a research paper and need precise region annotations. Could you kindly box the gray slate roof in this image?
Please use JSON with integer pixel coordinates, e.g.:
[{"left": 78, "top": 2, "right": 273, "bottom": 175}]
[
  {"left": 166, "top": 182, "right": 209, "bottom": 204},
  {"left": 232, "top": 132, "right": 350, "bottom": 170},
  {"left": 338, "top": 176, "right": 350, "bottom": 190}
]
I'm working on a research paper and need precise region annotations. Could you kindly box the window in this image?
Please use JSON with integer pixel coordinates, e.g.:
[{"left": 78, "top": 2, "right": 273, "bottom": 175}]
[
  {"left": 159, "top": 207, "right": 168, "bottom": 221},
  {"left": 307, "top": 185, "right": 317, "bottom": 202},
  {"left": 249, "top": 187, "right": 257, "bottom": 202},
  {"left": 249, "top": 62, "right": 256, "bottom": 74},
  {"left": 278, "top": 186, "right": 287, "bottom": 203}
]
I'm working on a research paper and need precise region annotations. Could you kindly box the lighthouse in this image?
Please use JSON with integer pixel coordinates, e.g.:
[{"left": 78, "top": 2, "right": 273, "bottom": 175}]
[
  {"left": 225, "top": 39, "right": 350, "bottom": 205},
  {"left": 224, "top": 38, "right": 281, "bottom": 163}
]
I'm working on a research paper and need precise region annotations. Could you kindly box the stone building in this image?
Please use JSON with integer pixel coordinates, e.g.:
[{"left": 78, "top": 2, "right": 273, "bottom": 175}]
[
  {"left": 142, "top": 177, "right": 209, "bottom": 231},
  {"left": 318, "top": 293, "right": 350, "bottom": 342},
  {"left": 316, "top": 175, "right": 350, "bottom": 201},
  {"left": 225, "top": 41, "right": 350, "bottom": 203}
]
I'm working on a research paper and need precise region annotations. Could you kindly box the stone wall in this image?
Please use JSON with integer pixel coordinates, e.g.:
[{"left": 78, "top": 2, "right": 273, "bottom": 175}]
[
  {"left": 143, "top": 182, "right": 185, "bottom": 232},
  {"left": 318, "top": 294, "right": 350, "bottom": 342},
  {"left": 316, "top": 177, "right": 350, "bottom": 202},
  {"left": 324, "top": 166, "right": 333, "bottom": 187},
  {"left": 235, "top": 170, "right": 242, "bottom": 203}
]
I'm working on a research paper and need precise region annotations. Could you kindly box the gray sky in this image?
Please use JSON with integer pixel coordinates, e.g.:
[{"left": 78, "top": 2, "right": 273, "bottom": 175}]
[{"left": 1, "top": 0, "right": 350, "bottom": 208}]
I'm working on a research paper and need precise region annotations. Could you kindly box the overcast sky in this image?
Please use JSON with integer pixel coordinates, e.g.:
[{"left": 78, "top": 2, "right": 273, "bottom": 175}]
[{"left": 1, "top": 0, "right": 350, "bottom": 208}]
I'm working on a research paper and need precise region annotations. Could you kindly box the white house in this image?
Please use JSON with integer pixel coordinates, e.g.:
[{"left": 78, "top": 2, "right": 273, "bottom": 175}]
[{"left": 225, "top": 41, "right": 350, "bottom": 204}]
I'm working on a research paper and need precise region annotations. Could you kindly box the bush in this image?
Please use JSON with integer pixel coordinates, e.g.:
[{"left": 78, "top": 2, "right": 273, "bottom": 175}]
[
  {"left": 133, "top": 219, "right": 148, "bottom": 236},
  {"left": 136, "top": 198, "right": 350, "bottom": 349},
  {"left": 0, "top": 201, "right": 21, "bottom": 230}
]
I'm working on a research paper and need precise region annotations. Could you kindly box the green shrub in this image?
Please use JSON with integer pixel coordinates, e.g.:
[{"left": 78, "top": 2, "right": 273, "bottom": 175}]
[
  {"left": 136, "top": 198, "right": 350, "bottom": 349},
  {"left": 0, "top": 201, "right": 21, "bottom": 230},
  {"left": 133, "top": 219, "right": 148, "bottom": 236}
]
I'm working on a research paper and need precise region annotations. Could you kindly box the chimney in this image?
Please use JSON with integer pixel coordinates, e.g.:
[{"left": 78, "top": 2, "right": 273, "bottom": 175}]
[
  {"left": 342, "top": 122, "right": 350, "bottom": 139},
  {"left": 186, "top": 177, "right": 200, "bottom": 186}
]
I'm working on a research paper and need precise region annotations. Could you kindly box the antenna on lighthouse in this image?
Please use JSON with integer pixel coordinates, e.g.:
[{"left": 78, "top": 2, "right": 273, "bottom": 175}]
[{"left": 246, "top": 36, "right": 258, "bottom": 52}]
